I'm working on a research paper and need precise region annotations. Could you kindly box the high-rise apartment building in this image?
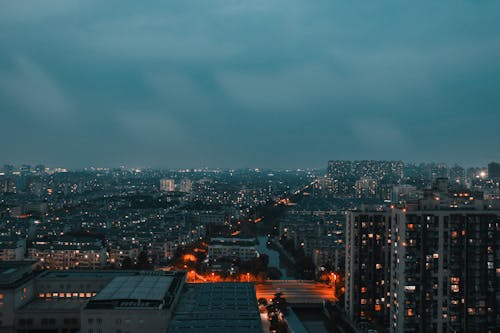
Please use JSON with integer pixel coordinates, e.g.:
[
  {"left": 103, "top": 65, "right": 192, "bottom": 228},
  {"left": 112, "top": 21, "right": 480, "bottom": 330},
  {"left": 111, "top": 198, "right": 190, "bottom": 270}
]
[
  {"left": 390, "top": 195, "right": 499, "bottom": 333},
  {"left": 345, "top": 208, "right": 391, "bottom": 330},
  {"left": 346, "top": 190, "right": 500, "bottom": 333}
]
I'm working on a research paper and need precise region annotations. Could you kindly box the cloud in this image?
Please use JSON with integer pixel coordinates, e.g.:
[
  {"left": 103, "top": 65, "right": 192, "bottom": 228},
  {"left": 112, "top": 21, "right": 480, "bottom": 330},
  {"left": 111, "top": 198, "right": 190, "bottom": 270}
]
[
  {"left": 117, "top": 111, "right": 187, "bottom": 143},
  {"left": 350, "top": 118, "right": 410, "bottom": 154},
  {"left": 217, "top": 65, "right": 338, "bottom": 111},
  {"left": 77, "top": 13, "right": 241, "bottom": 63},
  {"left": 0, "top": 1, "right": 499, "bottom": 167},
  {"left": 144, "top": 72, "right": 217, "bottom": 115},
  {"left": 0, "top": 56, "right": 74, "bottom": 118},
  {"left": 0, "top": 0, "right": 82, "bottom": 23}
]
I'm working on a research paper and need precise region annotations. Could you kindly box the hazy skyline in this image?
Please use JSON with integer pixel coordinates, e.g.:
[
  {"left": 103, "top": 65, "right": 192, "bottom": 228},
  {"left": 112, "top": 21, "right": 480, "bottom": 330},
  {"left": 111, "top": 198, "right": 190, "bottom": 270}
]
[{"left": 1, "top": 1, "right": 500, "bottom": 169}]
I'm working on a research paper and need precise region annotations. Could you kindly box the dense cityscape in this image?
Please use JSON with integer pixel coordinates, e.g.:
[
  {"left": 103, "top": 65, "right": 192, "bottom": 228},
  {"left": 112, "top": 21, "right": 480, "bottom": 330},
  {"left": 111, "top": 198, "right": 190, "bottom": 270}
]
[
  {"left": 1, "top": 161, "right": 499, "bottom": 332},
  {"left": 2, "top": 1, "right": 500, "bottom": 332}
]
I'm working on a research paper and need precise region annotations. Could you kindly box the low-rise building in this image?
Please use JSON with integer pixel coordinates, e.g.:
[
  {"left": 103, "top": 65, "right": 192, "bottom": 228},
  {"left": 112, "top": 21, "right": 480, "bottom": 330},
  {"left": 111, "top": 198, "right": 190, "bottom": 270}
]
[
  {"left": 207, "top": 237, "right": 258, "bottom": 261},
  {"left": 82, "top": 273, "right": 185, "bottom": 333},
  {"left": 0, "top": 237, "right": 26, "bottom": 261},
  {"left": 1, "top": 262, "right": 187, "bottom": 333},
  {"left": 0, "top": 261, "right": 39, "bottom": 333}
]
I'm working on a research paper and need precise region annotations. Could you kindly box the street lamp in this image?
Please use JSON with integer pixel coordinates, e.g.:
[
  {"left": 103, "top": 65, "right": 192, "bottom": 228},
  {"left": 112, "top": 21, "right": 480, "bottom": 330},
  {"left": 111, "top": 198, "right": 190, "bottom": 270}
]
[{"left": 331, "top": 273, "right": 337, "bottom": 298}]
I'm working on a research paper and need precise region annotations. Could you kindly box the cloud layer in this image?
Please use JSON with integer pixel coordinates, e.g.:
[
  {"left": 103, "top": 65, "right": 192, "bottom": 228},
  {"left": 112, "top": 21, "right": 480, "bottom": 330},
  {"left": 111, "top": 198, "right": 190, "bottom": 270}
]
[{"left": 0, "top": 0, "right": 499, "bottom": 168}]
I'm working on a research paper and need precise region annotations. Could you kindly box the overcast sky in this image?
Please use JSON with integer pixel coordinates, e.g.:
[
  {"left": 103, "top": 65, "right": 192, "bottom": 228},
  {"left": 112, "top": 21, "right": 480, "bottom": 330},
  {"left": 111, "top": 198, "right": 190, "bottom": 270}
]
[{"left": 1, "top": 0, "right": 499, "bottom": 169}]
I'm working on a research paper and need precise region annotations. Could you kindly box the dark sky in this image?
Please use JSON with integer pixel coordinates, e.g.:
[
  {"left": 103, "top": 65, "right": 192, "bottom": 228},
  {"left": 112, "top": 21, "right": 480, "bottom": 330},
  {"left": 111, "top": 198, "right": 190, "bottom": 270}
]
[{"left": 1, "top": 1, "right": 500, "bottom": 169}]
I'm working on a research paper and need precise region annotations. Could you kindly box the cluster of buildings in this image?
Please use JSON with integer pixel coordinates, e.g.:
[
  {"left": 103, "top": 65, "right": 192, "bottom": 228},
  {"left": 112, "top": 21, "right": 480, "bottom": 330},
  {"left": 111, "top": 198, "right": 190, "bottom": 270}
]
[
  {"left": 327, "top": 160, "right": 404, "bottom": 199},
  {"left": 326, "top": 160, "right": 500, "bottom": 201},
  {"left": 2, "top": 161, "right": 500, "bottom": 332},
  {"left": 0, "top": 261, "right": 261, "bottom": 333},
  {"left": 0, "top": 165, "right": 318, "bottom": 273},
  {"left": 279, "top": 210, "right": 345, "bottom": 272}
]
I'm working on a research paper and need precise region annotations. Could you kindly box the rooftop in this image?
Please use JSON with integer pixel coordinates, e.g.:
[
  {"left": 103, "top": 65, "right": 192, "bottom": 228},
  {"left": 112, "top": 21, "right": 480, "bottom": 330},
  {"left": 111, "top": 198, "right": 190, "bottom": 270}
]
[
  {"left": 84, "top": 271, "right": 185, "bottom": 310},
  {"left": 93, "top": 275, "right": 174, "bottom": 302},
  {"left": 18, "top": 298, "right": 86, "bottom": 312},
  {"left": 0, "top": 260, "right": 38, "bottom": 288},
  {"left": 169, "top": 283, "right": 261, "bottom": 333}
]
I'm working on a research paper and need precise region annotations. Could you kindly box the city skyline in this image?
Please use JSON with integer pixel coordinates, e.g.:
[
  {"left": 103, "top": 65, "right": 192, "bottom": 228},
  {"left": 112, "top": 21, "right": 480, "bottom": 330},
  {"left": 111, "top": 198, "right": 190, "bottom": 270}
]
[
  {"left": 0, "top": 159, "right": 497, "bottom": 172},
  {"left": 1, "top": 1, "right": 500, "bottom": 168}
]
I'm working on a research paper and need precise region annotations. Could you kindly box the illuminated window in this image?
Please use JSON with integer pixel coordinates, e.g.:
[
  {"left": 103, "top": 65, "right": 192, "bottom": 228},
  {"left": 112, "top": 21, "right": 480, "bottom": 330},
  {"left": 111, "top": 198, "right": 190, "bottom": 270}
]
[
  {"left": 407, "top": 309, "right": 413, "bottom": 317},
  {"left": 79, "top": 293, "right": 85, "bottom": 298},
  {"left": 375, "top": 304, "right": 381, "bottom": 311},
  {"left": 72, "top": 293, "right": 78, "bottom": 298},
  {"left": 66, "top": 293, "right": 72, "bottom": 298}
]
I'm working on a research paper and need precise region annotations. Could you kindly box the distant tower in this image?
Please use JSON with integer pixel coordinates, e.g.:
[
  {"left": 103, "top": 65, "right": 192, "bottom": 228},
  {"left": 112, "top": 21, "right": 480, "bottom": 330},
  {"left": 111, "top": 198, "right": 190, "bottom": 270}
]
[
  {"left": 160, "top": 179, "right": 175, "bottom": 192},
  {"left": 179, "top": 178, "right": 192, "bottom": 193}
]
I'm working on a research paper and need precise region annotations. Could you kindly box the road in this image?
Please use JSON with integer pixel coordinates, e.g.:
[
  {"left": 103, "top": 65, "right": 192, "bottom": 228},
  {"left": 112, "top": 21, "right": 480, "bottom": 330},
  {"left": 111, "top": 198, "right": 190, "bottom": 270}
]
[{"left": 255, "top": 280, "right": 337, "bottom": 305}]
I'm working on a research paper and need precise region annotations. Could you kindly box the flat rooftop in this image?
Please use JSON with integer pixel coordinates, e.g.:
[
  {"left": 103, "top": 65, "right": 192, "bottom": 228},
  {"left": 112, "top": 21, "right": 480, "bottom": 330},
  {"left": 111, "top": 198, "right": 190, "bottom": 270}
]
[
  {"left": 0, "top": 260, "right": 38, "bottom": 288},
  {"left": 17, "top": 298, "right": 86, "bottom": 312},
  {"left": 169, "top": 283, "right": 261, "bottom": 333},
  {"left": 94, "top": 275, "right": 174, "bottom": 302},
  {"left": 85, "top": 272, "right": 185, "bottom": 310}
]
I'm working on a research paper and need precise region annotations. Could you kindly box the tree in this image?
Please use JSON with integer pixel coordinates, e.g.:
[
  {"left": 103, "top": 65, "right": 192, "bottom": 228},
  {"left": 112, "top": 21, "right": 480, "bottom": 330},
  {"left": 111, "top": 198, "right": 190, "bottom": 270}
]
[
  {"left": 135, "top": 250, "right": 153, "bottom": 270},
  {"left": 121, "top": 256, "right": 134, "bottom": 270},
  {"left": 267, "top": 267, "right": 282, "bottom": 280},
  {"left": 259, "top": 254, "right": 269, "bottom": 268},
  {"left": 271, "top": 292, "right": 289, "bottom": 315}
]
